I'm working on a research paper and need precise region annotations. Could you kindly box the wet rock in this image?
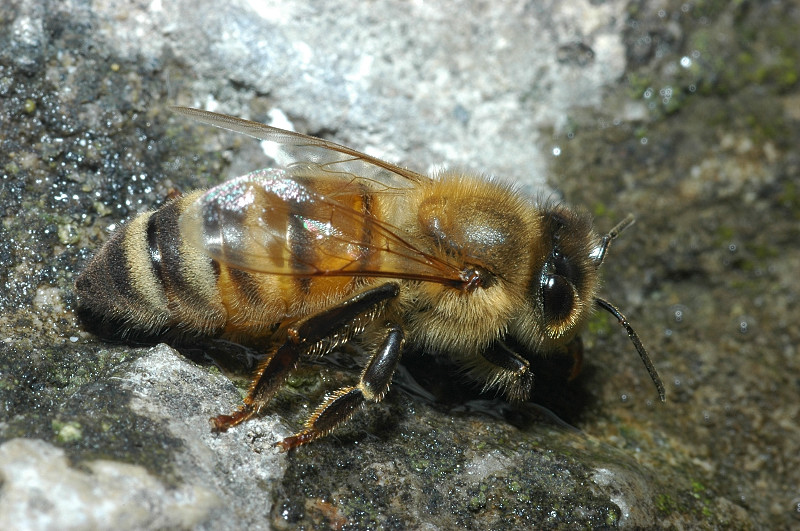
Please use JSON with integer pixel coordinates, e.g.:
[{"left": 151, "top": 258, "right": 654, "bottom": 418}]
[{"left": 2, "top": 0, "right": 799, "bottom": 528}]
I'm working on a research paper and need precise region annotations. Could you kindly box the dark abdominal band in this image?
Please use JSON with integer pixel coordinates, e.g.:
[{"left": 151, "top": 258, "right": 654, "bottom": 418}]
[
  {"left": 107, "top": 230, "right": 140, "bottom": 304},
  {"left": 146, "top": 212, "right": 166, "bottom": 288},
  {"left": 145, "top": 201, "right": 193, "bottom": 307}
]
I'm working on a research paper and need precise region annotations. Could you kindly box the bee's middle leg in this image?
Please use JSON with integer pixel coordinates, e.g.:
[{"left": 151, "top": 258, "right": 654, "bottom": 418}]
[
  {"left": 277, "top": 323, "right": 405, "bottom": 451},
  {"left": 210, "top": 339, "right": 301, "bottom": 432}
]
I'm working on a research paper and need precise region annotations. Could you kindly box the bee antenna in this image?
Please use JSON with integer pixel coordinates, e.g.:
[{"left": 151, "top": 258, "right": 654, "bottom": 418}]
[
  {"left": 592, "top": 213, "right": 635, "bottom": 267},
  {"left": 595, "top": 297, "right": 666, "bottom": 402}
]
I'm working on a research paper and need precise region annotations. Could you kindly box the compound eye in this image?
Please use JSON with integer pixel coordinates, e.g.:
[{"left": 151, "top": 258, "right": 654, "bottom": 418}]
[
  {"left": 542, "top": 274, "right": 574, "bottom": 323},
  {"left": 552, "top": 251, "right": 579, "bottom": 286}
]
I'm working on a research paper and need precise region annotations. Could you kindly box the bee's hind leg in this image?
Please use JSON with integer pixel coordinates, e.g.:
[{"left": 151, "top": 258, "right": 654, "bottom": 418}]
[
  {"left": 210, "top": 282, "right": 401, "bottom": 434},
  {"left": 277, "top": 323, "right": 405, "bottom": 451}
]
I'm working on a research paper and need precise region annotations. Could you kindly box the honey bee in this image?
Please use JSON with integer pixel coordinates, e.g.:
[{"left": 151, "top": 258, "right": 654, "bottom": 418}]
[{"left": 75, "top": 107, "right": 665, "bottom": 450}]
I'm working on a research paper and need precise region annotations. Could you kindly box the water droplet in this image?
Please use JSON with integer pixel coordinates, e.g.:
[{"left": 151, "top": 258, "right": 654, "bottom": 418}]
[
  {"left": 736, "top": 315, "right": 755, "bottom": 335},
  {"left": 670, "top": 305, "right": 688, "bottom": 324}
]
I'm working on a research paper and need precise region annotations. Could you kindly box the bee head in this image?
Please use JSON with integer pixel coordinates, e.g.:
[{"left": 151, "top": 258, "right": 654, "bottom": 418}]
[
  {"left": 534, "top": 211, "right": 665, "bottom": 402},
  {"left": 535, "top": 207, "right": 600, "bottom": 341}
]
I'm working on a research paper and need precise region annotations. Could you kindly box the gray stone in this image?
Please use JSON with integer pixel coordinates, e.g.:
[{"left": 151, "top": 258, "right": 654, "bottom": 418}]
[{"left": 2, "top": 0, "right": 798, "bottom": 528}]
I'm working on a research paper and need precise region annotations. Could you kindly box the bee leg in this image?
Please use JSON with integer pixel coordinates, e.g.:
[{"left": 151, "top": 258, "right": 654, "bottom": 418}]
[
  {"left": 565, "top": 335, "right": 584, "bottom": 381},
  {"left": 211, "top": 283, "right": 401, "bottom": 433},
  {"left": 210, "top": 340, "right": 300, "bottom": 432},
  {"left": 277, "top": 323, "right": 405, "bottom": 451},
  {"left": 482, "top": 340, "right": 534, "bottom": 403}
]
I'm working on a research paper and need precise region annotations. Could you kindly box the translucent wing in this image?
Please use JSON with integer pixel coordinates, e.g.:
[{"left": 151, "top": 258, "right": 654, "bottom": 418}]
[
  {"left": 171, "top": 106, "right": 429, "bottom": 191},
  {"left": 179, "top": 169, "right": 466, "bottom": 286}
]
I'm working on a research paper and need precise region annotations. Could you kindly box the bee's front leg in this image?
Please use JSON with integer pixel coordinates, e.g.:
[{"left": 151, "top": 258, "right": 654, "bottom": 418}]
[
  {"left": 481, "top": 340, "right": 534, "bottom": 403},
  {"left": 565, "top": 335, "right": 584, "bottom": 381},
  {"left": 277, "top": 323, "right": 405, "bottom": 451},
  {"left": 210, "top": 282, "right": 401, "bottom": 433}
]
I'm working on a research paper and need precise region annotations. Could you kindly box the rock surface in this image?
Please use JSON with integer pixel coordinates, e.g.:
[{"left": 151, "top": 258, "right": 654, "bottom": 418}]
[{"left": 1, "top": 0, "right": 798, "bottom": 528}]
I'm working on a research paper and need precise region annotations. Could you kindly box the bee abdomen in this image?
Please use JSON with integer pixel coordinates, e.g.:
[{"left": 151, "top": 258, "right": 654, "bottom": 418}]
[{"left": 76, "top": 192, "right": 227, "bottom": 336}]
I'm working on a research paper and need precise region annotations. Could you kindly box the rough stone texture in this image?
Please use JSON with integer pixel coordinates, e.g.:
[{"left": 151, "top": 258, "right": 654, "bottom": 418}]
[
  {"left": 1, "top": 0, "right": 799, "bottom": 528},
  {"left": 0, "top": 436, "right": 219, "bottom": 530}
]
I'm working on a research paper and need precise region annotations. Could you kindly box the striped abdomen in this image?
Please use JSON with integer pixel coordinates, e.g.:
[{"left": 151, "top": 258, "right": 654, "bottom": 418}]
[
  {"left": 74, "top": 171, "right": 396, "bottom": 339},
  {"left": 76, "top": 191, "right": 228, "bottom": 336}
]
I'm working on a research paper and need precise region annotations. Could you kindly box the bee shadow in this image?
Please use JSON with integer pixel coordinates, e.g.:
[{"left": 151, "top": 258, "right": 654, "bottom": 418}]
[
  {"left": 395, "top": 347, "right": 593, "bottom": 431},
  {"left": 77, "top": 307, "right": 594, "bottom": 432},
  {"left": 75, "top": 307, "right": 265, "bottom": 376}
]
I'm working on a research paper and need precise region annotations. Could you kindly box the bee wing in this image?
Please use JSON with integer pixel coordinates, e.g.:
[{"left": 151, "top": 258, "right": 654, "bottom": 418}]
[
  {"left": 179, "top": 170, "right": 466, "bottom": 285},
  {"left": 171, "top": 106, "right": 429, "bottom": 190}
]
